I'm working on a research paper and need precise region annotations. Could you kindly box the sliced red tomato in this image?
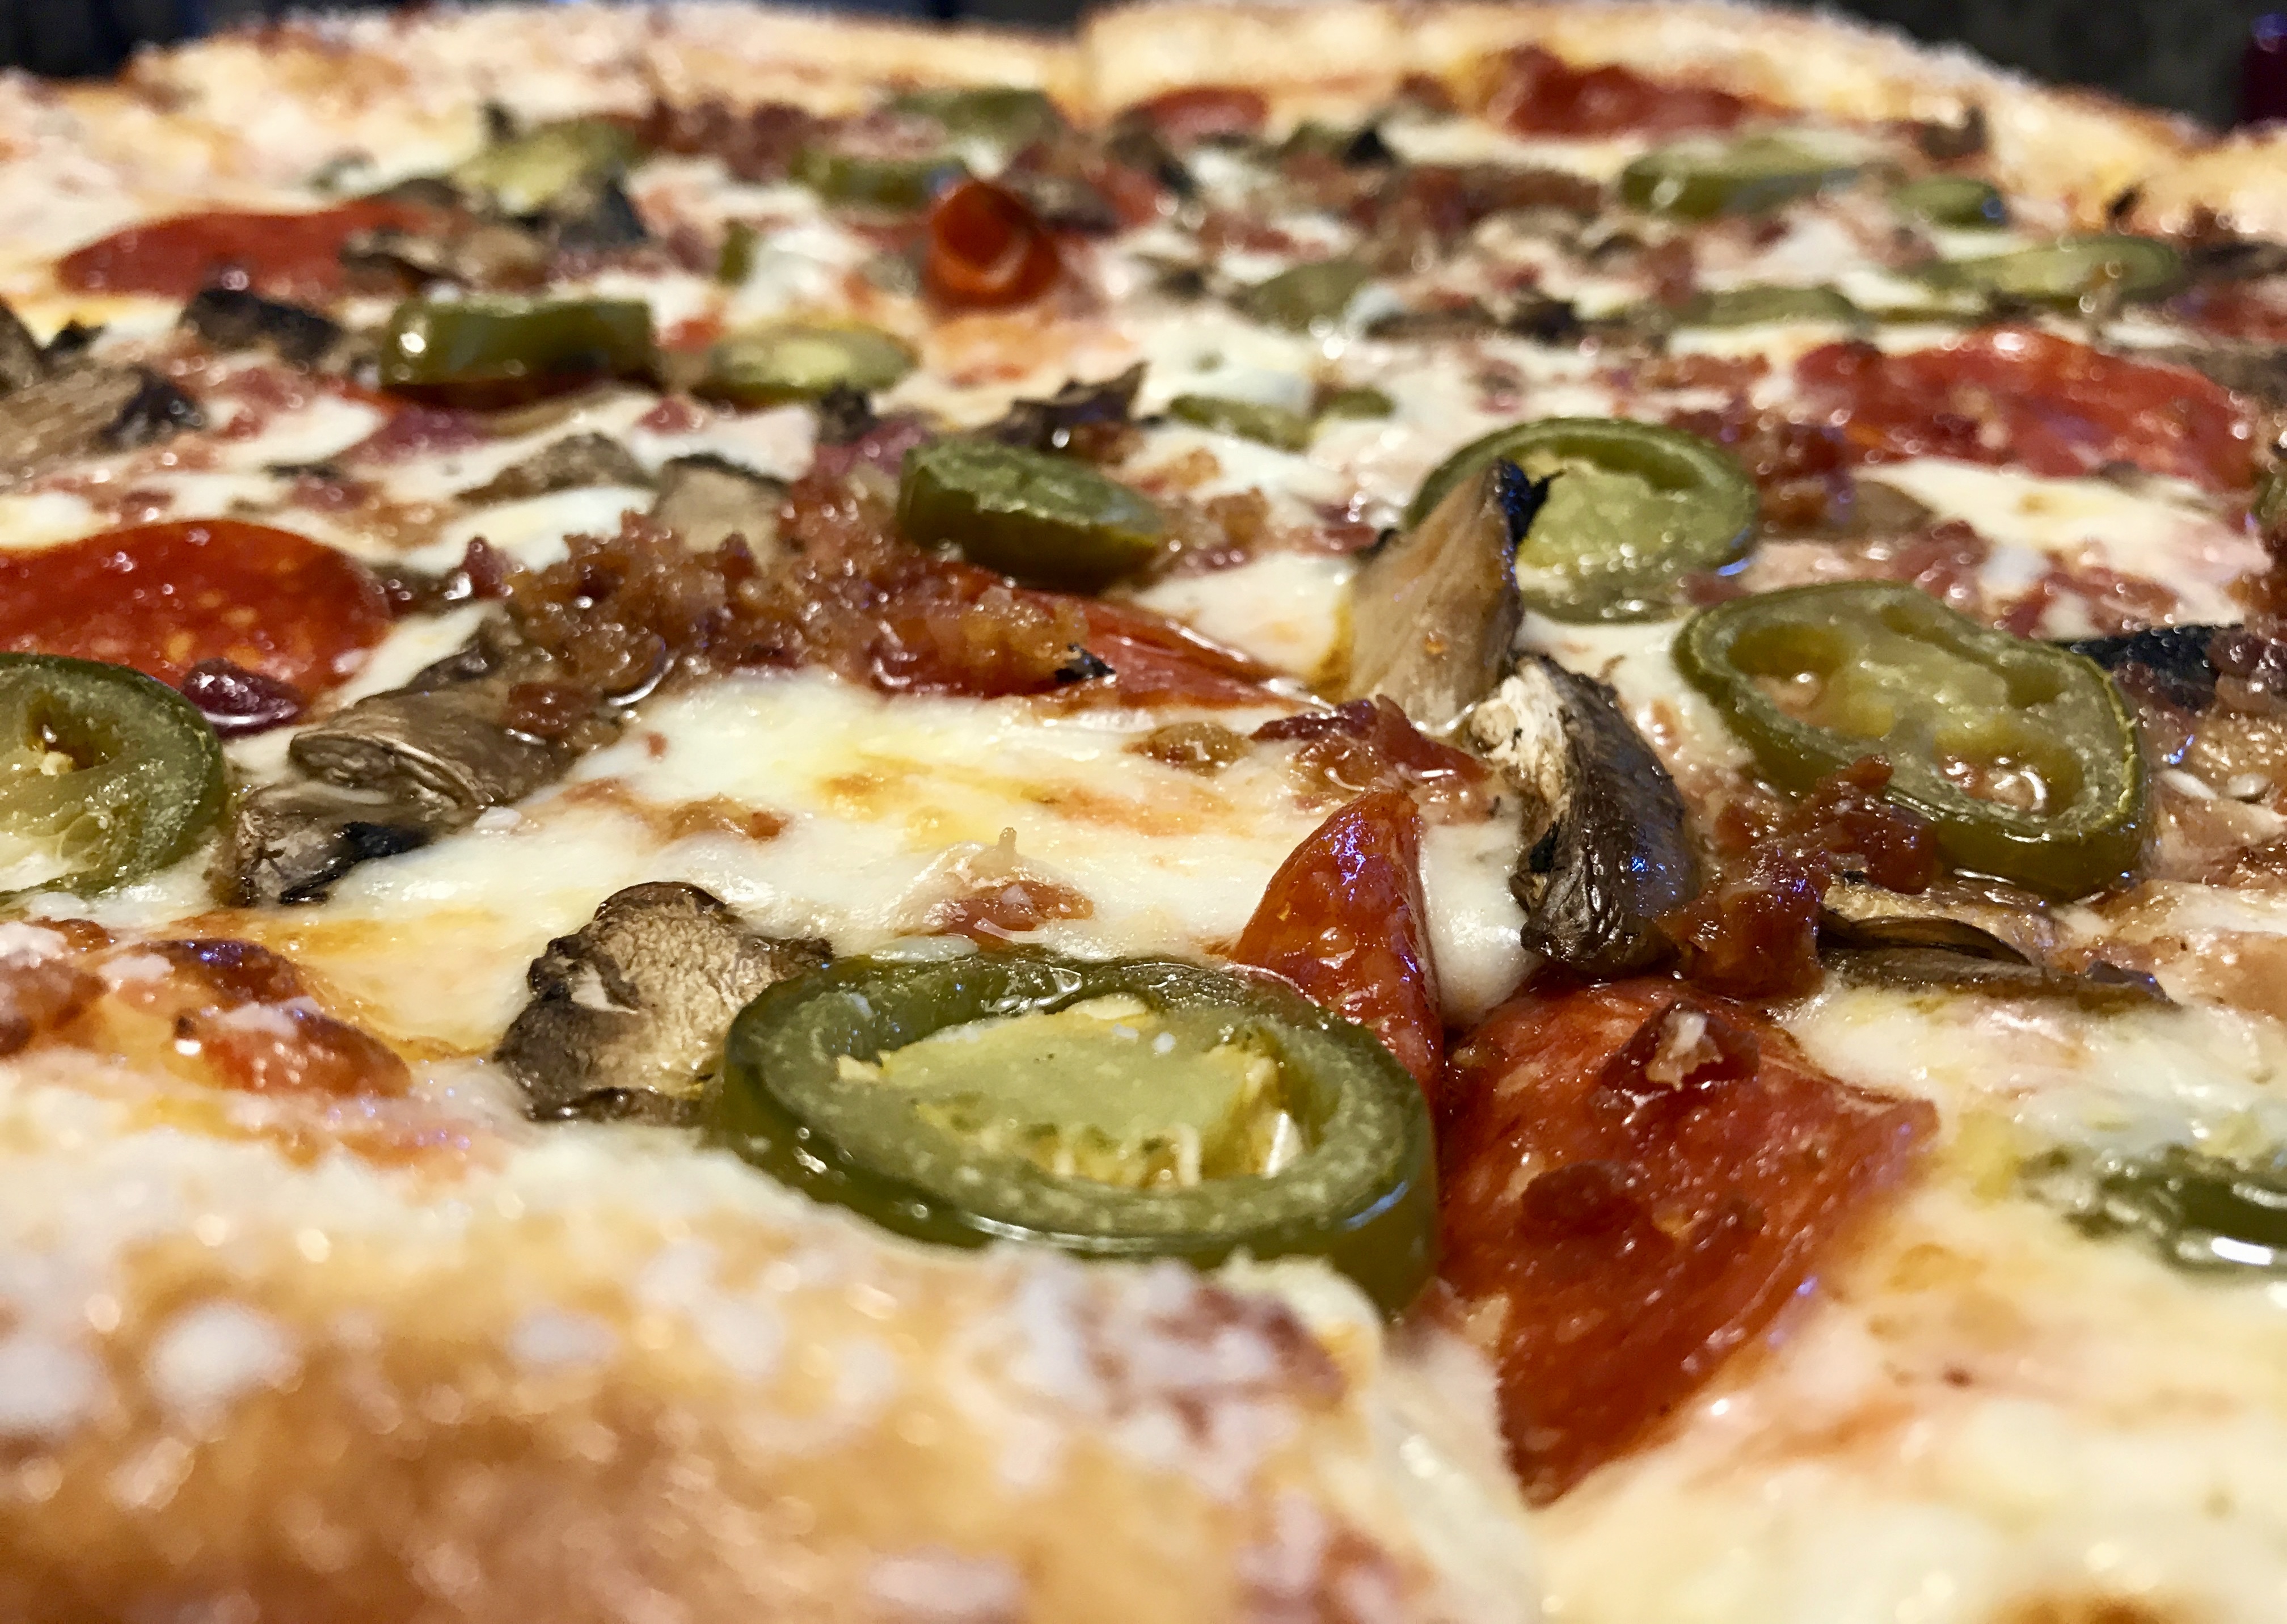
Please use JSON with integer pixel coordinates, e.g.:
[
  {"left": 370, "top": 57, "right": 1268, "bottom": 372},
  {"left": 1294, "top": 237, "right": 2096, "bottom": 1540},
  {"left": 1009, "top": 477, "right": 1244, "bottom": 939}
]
[
  {"left": 1234, "top": 788, "right": 1444, "bottom": 1098},
  {"left": 925, "top": 180, "right": 1062, "bottom": 310},
  {"left": 1438, "top": 978, "right": 1935, "bottom": 1501},
  {"left": 0, "top": 521, "right": 392, "bottom": 691},
  {"left": 1477, "top": 45, "right": 1750, "bottom": 137},
  {"left": 1795, "top": 329, "right": 2255, "bottom": 493},
  {"left": 57, "top": 201, "right": 440, "bottom": 301}
]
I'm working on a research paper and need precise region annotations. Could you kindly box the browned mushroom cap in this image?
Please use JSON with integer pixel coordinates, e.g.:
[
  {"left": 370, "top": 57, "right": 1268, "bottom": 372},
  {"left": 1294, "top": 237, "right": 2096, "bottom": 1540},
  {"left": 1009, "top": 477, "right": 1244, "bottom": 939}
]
[
  {"left": 1340, "top": 459, "right": 1541, "bottom": 733},
  {"left": 457, "top": 431, "right": 652, "bottom": 505},
  {"left": 217, "top": 631, "right": 601, "bottom": 906},
  {"left": 647, "top": 453, "right": 788, "bottom": 554},
  {"left": 0, "top": 299, "right": 48, "bottom": 394},
  {"left": 1466, "top": 653, "right": 1698, "bottom": 976},
  {"left": 1816, "top": 880, "right": 2166, "bottom": 1009},
  {"left": 0, "top": 362, "right": 202, "bottom": 483},
  {"left": 179, "top": 288, "right": 347, "bottom": 369},
  {"left": 495, "top": 881, "right": 829, "bottom": 1123}
]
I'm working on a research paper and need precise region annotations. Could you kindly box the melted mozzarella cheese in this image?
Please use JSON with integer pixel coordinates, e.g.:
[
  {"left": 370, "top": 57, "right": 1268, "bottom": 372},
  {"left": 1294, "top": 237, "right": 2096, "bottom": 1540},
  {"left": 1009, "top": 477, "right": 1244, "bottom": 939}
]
[
  {"left": 413, "top": 484, "right": 656, "bottom": 570},
  {"left": 251, "top": 671, "right": 1525, "bottom": 1049},
  {"left": 1866, "top": 458, "right": 2264, "bottom": 627},
  {"left": 1128, "top": 552, "right": 1353, "bottom": 680}
]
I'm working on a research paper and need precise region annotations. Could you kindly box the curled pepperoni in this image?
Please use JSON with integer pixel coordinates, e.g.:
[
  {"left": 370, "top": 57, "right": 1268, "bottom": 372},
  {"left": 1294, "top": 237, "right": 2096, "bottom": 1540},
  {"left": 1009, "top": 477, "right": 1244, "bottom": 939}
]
[
  {"left": 1796, "top": 329, "right": 2255, "bottom": 494},
  {"left": 1438, "top": 979, "right": 1935, "bottom": 1501},
  {"left": 0, "top": 521, "right": 392, "bottom": 692},
  {"left": 57, "top": 201, "right": 439, "bottom": 301},
  {"left": 1477, "top": 45, "right": 1749, "bottom": 137},
  {"left": 1234, "top": 788, "right": 1444, "bottom": 1098},
  {"left": 1124, "top": 85, "right": 1269, "bottom": 142},
  {"left": 925, "top": 179, "right": 1062, "bottom": 310}
]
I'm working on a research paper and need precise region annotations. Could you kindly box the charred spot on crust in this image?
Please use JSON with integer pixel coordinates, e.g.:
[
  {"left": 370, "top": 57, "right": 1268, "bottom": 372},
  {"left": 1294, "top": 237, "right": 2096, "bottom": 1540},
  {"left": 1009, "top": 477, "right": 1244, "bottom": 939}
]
[{"left": 495, "top": 880, "right": 828, "bottom": 1123}]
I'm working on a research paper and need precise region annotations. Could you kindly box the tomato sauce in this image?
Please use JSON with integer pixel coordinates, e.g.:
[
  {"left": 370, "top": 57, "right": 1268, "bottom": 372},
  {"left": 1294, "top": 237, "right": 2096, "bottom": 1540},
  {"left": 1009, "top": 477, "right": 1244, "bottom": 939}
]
[
  {"left": 1438, "top": 978, "right": 1935, "bottom": 1500},
  {"left": 0, "top": 520, "right": 392, "bottom": 691},
  {"left": 1795, "top": 329, "right": 2255, "bottom": 493},
  {"left": 1235, "top": 789, "right": 1445, "bottom": 1096},
  {"left": 1478, "top": 45, "right": 1750, "bottom": 137},
  {"left": 57, "top": 200, "right": 439, "bottom": 301}
]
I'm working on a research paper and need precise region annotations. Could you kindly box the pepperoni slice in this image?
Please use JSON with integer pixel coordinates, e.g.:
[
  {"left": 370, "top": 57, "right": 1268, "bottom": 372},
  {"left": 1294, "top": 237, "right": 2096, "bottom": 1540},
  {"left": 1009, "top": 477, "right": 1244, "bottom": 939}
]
[
  {"left": 1124, "top": 85, "right": 1269, "bottom": 143},
  {"left": 1476, "top": 45, "right": 1750, "bottom": 138},
  {"left": 925, "top": 179, "right": 1062, "bottom": 310},
  {"left": 1796, "top": 329, "right": 2255, "bottom": 493},
  {"left": 1234, "top": 788, "right": 1444, "bottom": 1098},
  {"left": 1438, "top": 979, "right": 1934, "bottom": 1501},
  {"left": 0, "top": 521, "right": 392, "bottom": 692},
  {"left": 1073, "top": 599, "right": 1280, "bottom": 708},
  {"left": 57, "top": 201, "right": 438, "bottom": 301}
]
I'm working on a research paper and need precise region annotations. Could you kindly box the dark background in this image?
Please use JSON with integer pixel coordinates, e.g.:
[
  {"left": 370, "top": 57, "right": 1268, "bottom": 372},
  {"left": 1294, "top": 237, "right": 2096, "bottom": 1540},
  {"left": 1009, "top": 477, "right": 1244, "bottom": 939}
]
[{"left": 1, "top": 0, "right": 2278, "bottom": 128}]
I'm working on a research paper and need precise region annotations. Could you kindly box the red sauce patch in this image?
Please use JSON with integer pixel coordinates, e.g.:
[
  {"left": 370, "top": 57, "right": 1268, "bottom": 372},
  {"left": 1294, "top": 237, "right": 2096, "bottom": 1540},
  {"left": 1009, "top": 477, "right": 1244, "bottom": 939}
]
[
  {"left": 1795, "top": 330, "right": 2255, "bottom": 493},
  {"left": 1477, "top": 45, "right": 1750, "bottom": 137},
  {"left": 1438, "top": 977, "right": 1935, "bottom": 1500},
  {"left": 1234, "top": 789, "right": 1444, "bottom": 1098},
  {"left": 57, "top": 201, "right": 438, "bottom": 301},
  {"left": 926, "top": 179, "right": 1062, "bottom": 310},
  {"left": 0, "top": 520, "right": 392, "bottom": 691}
]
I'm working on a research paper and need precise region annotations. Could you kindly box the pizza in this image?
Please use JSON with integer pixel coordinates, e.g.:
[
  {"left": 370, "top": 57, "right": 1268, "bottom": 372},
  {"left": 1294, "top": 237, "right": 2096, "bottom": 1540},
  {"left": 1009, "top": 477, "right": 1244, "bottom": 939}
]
[{"left": 3, "top": 2, "right": 2287, "bottom": 1618}]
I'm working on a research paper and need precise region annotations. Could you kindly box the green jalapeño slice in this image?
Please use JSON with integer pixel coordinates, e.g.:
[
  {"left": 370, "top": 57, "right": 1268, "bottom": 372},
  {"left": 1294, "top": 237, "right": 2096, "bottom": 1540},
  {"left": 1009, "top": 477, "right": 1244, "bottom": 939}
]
[
  {"left": 1916, "top": 233, "right": 2184, "bottom": 308},
  {"left": 378, "top": 297, "right": 658, "bottom": 404},
  {"left": 1237, "top": 258, "right": 1373, "bottom": 332},
  {"left": 0, "top": 654, "right": 226, "bottom": 896},
  {"left": 450, "top": 117, "right": 643, "bottom": 216},
  {"left": 1620, "top": 134, "right": 1860, "bottom": 219},
  {"left": 887, "top": 86, "right": 1065, "bottom": 154},
  {"left": 1406, "top": 417, "right": 1758, "bottom": 621},
  {"left": 710, "top": 950, "right": 1437, "bottom": 1315},
  {"left": 1891, "top": 175, "right": 2008, "bottom": 230},
  {"left": 1676, "top": 581, "right": 2147, "bottom": 897},
  {"left": 788, "top": 146, "right": 967, "bottom": 212},
  {"left": 1675, "top": 284, "right": 1862, "bottom": 328},
  {"left": 699, "top": 321, "right": 915, "bottom": 407},
  {"left": 899, "top": 437, "right": 1165, "bottom": 589},
  {"left": 1167, "top": 393, "right": 1314, "bottom": 452}
]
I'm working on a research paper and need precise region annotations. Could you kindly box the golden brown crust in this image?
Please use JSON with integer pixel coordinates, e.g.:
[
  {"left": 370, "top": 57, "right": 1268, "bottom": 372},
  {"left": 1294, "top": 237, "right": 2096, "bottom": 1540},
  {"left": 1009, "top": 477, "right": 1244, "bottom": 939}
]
[
  {"left": 1078, "top": 0, "right": 2203, "bottom": 226},
  {"left": 0, "top": 1052, "right": 1530, "bottom": 1623}
]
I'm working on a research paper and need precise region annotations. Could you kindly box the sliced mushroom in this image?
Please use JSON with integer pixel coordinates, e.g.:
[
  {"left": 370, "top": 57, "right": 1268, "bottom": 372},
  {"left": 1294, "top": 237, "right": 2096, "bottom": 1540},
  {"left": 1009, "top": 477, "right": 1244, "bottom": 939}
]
[
  {"left": 219, "top": 782, "right": 438, "bottom": 908},
  {"left": 179, "top": 288, "right": 345, "bottom": 368},
  {"left": 342, "top": 220, "right": 551, "bottom": 293},
  {"left": 1826, "top": 944, "right": 2166, "bottom": 1010},
  {"left": 1466, "top": 654, "right": 1699, "bottom": 975},
  {"left": 0, "top": 300, "right": 48, "bottom": 394},
  {"left": 647, "top": 453, "right": 788, "bottom": 554},
  {"left": 457, "top": 431, "right": 651, "bottom": 504},
  {"left": 0, "top": 364, "right": 203, "bottom": 483},
  {"left": 2151, "top": 344, "right": 2287, "bottom": 406},
  {"left": 541, "top": 174, "right": 650, "bottom": 254},
  {"left": 290, "top": 676, "right": 574, "bottom": 818},
  {"left": 218, "top": 632, "right": 598, "bottom": 906},
  {"left": 985, "top": 362, "right": 1146, "bottom": 454},
  {"left": 495, "top": 881, "right": 828, "bottom": 1123},
  {"left": 1343, "top": 459, "right": 1545, "bottom": 732}
]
